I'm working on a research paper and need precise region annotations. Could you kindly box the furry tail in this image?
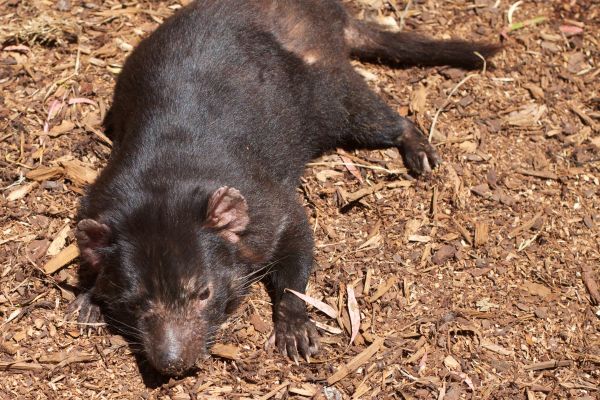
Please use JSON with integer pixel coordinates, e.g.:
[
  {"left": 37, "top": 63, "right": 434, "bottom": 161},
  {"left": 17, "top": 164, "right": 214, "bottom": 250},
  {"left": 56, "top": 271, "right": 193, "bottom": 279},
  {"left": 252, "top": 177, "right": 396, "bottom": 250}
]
[{"left": 345, "top": 21, "right": 501, "bottom": 70}]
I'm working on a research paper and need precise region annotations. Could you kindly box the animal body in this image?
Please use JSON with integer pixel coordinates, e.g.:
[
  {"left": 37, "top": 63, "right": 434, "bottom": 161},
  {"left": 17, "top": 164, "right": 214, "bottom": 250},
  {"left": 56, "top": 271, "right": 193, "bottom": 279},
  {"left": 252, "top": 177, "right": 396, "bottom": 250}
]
[{"left": 71, "top": 0, "right": 500, "bottom": 376}]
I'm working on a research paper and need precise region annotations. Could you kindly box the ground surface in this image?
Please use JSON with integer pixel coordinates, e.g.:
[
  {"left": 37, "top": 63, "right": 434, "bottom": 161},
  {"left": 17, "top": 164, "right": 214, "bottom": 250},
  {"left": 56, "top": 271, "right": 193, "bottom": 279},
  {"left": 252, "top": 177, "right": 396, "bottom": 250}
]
[{"left": 0, "top": 0, "right": 598, "bottom": 399}]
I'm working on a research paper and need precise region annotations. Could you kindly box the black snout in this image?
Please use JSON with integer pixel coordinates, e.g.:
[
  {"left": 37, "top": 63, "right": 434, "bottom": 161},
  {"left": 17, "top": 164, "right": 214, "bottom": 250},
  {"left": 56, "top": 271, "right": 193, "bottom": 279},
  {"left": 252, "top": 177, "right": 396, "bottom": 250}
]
[
  {"left": 145, "top": 322, "right": 198, "bottom": 376},
  {"left": 152, "top": 347, "right": 189, "bottom": 376}
]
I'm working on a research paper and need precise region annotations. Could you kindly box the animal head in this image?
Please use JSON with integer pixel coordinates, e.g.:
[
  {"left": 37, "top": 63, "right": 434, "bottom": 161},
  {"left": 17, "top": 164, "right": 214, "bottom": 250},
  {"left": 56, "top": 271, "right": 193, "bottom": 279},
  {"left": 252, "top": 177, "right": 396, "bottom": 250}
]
[{"left": 77, "top": 186, "right": 256, "bottom": 376}]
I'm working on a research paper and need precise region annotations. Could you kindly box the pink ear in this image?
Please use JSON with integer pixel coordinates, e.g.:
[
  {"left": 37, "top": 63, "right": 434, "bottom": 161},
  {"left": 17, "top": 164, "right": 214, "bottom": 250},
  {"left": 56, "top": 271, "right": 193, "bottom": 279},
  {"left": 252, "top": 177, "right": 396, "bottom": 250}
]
[
  {"left": 205, "top": 186, "right": 249, "bottom": 244},
  {"left": 76, "top": 219, "right": 111, "bottom": 269}
]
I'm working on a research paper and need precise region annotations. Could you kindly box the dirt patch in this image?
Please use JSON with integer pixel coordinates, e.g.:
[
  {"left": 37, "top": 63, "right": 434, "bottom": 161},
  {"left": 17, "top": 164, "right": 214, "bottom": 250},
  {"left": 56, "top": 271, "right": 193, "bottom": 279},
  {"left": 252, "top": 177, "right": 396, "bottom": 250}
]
[{"left": 1, "top": 0, "right": 598, "bottom": 399}]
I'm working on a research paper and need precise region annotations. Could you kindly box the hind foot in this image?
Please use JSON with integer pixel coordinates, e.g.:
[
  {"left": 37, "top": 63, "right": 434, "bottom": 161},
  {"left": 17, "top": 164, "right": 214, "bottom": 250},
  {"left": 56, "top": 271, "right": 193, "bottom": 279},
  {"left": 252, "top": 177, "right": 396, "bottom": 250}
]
[{"left": 396, "top": 122, "right": 441, "bottom": 175}]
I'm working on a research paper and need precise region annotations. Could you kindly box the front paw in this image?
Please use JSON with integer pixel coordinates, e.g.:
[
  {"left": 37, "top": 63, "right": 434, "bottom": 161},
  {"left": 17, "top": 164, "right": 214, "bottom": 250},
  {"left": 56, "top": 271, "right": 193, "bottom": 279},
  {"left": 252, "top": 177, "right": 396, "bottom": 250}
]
[
  {"left": 273, "top": 306, "right": 319, "bottom": 363},
  {"left": 397, "top": 125, "right": 441, "bottom": 175},
  {"left": 66, "top": 292, "right": 103, "bottom": 326}
]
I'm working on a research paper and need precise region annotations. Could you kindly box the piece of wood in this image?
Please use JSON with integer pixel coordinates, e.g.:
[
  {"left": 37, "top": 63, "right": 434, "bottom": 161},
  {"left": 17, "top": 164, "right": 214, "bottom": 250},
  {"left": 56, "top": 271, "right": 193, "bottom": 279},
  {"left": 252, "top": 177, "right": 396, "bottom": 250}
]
[
  {"left": 0, "top": 361, "right": 44, "bottom": 371},
  {"left": 516, "top": 168, "right": 558, "bottom": 180},
  {"left": 46, "top": 225, "right": 71, "bottom": 256},
  {"left": 452, "top": 218, "right": 473, "bottom": 245},
  {"left": 480, "top": 339, "right": 514, "bottom": 356},
  {"left": 43, "top": 243, "right": 79, "bottom": 274},
  {"left": 25, "top": 166, "right": 64, "bottom": 181},
  {"left": 474, "top": 221, "right": 489, "bottom": 247},
  {"left": 368, "top": 277, "right": 398, "bottom": 303},
  {"left": 524, "top": 360, "right": 571, "bottom": 371},
  {"left": 344, "top": 182, "right": 385, "bottom": 204},
  {"left": 210, "top": 343, "right": 239, "bottom": 360},
  {"left": 327, "top": 337, "right": 384, "bottom": 385},
  {"left": 508, "top": 211, "right": 544, "bottom": 239},
  {"left": 581, "top": 265, "right": 600, "bottom": 305},
  {"left": 257, "top": 381, "right": 290, "bottom": 400},
  {"left": 60, "top": 159, "right": 98, "bottom": 186}
]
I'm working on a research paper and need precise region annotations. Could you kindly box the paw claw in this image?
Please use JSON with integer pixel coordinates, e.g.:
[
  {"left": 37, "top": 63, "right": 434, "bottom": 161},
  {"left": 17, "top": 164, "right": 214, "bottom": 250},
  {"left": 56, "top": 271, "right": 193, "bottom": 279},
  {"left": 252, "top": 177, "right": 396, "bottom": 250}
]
[
  {"left": 274, "top": 307, "right": 320, "bottom": 363},
  {"left": 66, "top": 292, "right": 103, "bottom": 327},
  {"left": 397, "top": 125, "right": 441, "bottom": 176}
]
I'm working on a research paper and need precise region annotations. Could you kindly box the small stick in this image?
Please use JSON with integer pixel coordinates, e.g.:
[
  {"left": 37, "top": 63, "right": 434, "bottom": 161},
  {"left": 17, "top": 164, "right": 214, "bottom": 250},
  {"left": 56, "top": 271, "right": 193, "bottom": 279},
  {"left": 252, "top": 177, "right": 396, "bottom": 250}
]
[
  {"left": 258, "top": 381, "right": 290, "bottom": 400},
  {"left": 508, "top": 210, "right": 543, "bottom": 239},
  {"left": 516, "top": 168, "right": 558, "bottom": 180},
  {"left": 0, "top": 361, "right": 44, "bottom": 371},
  {"left": 452, "top": 218, "right": 473, "bottom": 245},
  {"left": 398, "top": 0, "right": 413, "bottom": 32},
  {"left": 524, "top": 360, "right": 571, "bottom": 371},
  {"left": 428, "top": 52, "right": 486, "bottom": 142},
  {"left": 327, "top": 337, "right": 385, "bottom": 384},
  {"left": 345, "top": 182, "right": 386, "bottom": 204},
  {"left": 581, "top": 265, "right": 600, "bottom": 305}
]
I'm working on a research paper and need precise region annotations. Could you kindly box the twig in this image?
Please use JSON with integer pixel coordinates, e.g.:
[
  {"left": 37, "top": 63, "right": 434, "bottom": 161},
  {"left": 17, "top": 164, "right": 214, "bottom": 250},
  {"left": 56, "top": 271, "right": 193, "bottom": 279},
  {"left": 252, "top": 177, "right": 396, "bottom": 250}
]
[
  {"left": 0, "top": 361, "right": 44, "bottom": 371},
  {"left": 515, "top": 168, "right": 558, "bottom": 180},
  {"left": 258, "top": 381, "right": 290, "bottom": 400},
  {"left": 398, "top": 0, "right": 412, "bottom": 31},
  {"left": 581, "top": 265, "right": 600, "bottom": 305},
  {"left": 524, "top": 360, "right": 571, "bottom": 371},
  {"left": 428, "top": 53, "right": 486, "bottom": 142},
  {"left": 327, "top": 337, "right": 385, "bottom": 384},
  {"left": 508, "top": 210, "right": 544, "bottom": 239}
]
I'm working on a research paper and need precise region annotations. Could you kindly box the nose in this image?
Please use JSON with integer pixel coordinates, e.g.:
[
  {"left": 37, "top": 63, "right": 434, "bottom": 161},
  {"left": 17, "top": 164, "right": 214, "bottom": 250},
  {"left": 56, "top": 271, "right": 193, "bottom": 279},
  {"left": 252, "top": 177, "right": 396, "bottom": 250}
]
[
  {"left": 148, "top": 325, "right": 195, "bottom": 376},
  {"left": 154, "top": 350, "right": 188, "bottom": 376}
]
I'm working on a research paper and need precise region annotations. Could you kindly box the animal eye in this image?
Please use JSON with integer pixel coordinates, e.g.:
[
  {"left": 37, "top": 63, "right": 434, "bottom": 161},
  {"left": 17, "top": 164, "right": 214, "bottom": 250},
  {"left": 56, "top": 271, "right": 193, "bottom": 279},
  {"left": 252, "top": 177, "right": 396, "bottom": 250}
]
[{"left": 198, "top": 286, "right": 211, "bottom": 301}]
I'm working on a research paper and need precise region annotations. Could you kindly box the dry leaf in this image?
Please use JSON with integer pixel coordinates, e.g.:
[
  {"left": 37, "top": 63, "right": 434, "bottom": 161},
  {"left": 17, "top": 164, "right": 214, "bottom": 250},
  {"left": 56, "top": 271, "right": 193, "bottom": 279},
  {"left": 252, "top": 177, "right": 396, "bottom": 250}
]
[
  {"left": 313, "top": 320, "right": 343, "bottom": 334},
  {"left": 48, "top": 120, "right": 75, "bottom": 137},
  {"left": 347, "top": 285, "right": 360, "bottom": 345},
  {"left": 6, "top": 182, "right": 38, "bottom": 201},
  {"left": 506, "top": 104, "right": 547, "bottom": 126},
  {"left": 522, "top": 280, "right": 551, "bottom": 297},
  {"left": 286, "top": 289, "right": 338, "bottom": 319},
  {"left": 339, "top": 154, "right": 363, "bottom": 183},
  {"left": 480, "top": 339, "right": 514, "bottom": 356}
]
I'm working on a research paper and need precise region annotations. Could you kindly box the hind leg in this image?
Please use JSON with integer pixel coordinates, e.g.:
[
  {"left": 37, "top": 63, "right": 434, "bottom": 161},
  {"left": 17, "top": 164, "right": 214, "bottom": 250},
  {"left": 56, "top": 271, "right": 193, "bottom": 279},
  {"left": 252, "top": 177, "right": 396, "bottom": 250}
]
[{"left": 334, "top": 71, "right": 441, "bottom": 175}]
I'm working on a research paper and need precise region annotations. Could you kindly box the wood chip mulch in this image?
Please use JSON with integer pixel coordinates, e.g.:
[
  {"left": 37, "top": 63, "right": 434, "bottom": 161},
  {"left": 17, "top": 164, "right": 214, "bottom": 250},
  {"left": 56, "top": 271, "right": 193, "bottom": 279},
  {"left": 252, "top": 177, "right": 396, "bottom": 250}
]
[{"left": 1, "top": 0, "right": 598, "bottom": 399}]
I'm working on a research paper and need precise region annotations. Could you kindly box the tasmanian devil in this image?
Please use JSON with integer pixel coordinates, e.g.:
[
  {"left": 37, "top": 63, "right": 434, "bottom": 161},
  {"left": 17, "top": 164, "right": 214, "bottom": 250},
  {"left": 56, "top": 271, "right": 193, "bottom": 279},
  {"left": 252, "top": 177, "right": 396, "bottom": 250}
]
[{"left": 70, "top": 0, "right": 500, "bottom": 376}]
